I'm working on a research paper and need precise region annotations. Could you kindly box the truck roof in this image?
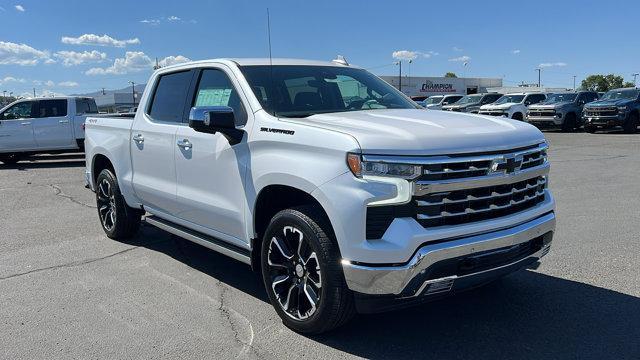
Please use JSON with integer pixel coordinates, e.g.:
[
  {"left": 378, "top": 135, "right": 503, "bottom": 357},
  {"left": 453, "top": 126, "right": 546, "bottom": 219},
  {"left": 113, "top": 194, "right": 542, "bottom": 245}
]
[{"left": 161, "top": 58, "right": 357, "bottom": 71}]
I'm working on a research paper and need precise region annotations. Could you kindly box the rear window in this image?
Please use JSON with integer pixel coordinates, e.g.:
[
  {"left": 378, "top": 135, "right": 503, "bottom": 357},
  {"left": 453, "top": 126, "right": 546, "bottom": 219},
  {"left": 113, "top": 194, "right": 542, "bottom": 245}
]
[
  {"left": 38, "top": 99, "right": 68, "bottom": 117},
  {"left": 148, "top": 70, "right": 193, "bottom": 123},
  {"left": 75, "top": 98, "right": 98, "bottom": 114}
]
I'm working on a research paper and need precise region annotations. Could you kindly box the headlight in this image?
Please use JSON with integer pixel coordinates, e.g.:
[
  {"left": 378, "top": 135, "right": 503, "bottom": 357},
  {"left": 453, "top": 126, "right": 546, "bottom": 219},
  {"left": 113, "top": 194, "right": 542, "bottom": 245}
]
[
  {"left": 618, "top": 106, "right": 627, "bottom": 113},
  {"left": 347, "top": 153, "right": 421, "bottom": 179}
]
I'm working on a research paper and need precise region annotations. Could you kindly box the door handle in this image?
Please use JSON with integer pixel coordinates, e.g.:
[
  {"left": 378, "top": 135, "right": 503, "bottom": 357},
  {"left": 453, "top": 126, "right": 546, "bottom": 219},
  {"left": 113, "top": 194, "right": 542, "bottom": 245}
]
[
  {"left": 177, "top": 139, "right": 192, "bottom": 150},
  {"left": 132, "top": 134, "right": 144, "bottom": 143},
  {"left": 59, "top": 119, "right": 69, "bottom": 124},
  {"left": 21, "top": 122, "right": 31, "bottom": 126}
]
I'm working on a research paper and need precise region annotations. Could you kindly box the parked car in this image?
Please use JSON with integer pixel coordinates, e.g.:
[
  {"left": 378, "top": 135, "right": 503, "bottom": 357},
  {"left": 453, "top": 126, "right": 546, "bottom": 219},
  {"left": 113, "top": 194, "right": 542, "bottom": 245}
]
[
  {"left": 422, "top": 94, "right": 464, "bottom": 110},
  {"left": 478, "top": 92, "right": 547, "bottom": 120},
  {"left": 0, "top": 96, "right": 97, "bottom": 164},
  {"left": 84, "top": 58, "right": 555, "bottom": 334},
  {"left": 526, "top": 91, "right": 599, "bottom": 131},
  {"left": 442, "top": 93, "right": 503, "bottom": 113},
  {"left": 583, "top": 88, "right": 640, "bottom": 133}
]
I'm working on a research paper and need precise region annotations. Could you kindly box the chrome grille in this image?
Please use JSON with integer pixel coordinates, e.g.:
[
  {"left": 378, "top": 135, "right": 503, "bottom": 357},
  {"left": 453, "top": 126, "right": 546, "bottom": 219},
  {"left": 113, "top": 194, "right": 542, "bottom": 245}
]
[
  {"left": 584, "top": 107, "right": 617, "bottom": 117},
  {"left": 528, "top": 109, "right": 556, "bottom": 117},
  {"left": 415, "top": 176, "right": 547, "bottom": 227}
]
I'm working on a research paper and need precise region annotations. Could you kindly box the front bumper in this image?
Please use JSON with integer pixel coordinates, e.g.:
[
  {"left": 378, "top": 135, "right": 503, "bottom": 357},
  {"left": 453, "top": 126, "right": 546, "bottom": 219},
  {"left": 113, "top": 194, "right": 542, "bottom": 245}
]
[
  {"left": 342, "top": 211, "right": 555, "bottom": 298},
  {"left": 478, "top": 110, "right": 508, "bottom": 117},
  {"left": 527, "top": 115, "right": 563, "bottom": 126},
  {"left": 584, "top": 114, "right": 625, "bottom": 128}
]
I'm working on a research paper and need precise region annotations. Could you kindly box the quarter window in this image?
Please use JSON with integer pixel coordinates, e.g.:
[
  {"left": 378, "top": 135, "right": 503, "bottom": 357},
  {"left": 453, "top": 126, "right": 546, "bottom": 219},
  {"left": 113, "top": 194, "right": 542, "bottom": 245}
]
[
  {"left": 76, "top": 98, "right": 98, "bottom": 114},
  {"left": 193, "top": 69, "right": 247, "bottom": 126},
  {"left": 148, "top": 70, "right": 193, "bottom": 123},
  {"left": 38, "top": 99, "right": 68, "bottom": 117}
]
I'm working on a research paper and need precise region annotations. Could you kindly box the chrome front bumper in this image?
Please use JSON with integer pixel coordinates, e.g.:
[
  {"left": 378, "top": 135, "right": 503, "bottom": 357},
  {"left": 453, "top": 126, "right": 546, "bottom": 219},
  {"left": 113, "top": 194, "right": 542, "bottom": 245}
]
[{"left": 342, "top": 211, "right": 555, "bottom": 297}]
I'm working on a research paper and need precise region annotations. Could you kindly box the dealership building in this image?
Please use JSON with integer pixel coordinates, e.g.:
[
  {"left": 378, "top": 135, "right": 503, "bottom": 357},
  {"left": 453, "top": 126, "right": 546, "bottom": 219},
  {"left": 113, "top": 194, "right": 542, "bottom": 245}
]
[{"left": 380, "top": 75, "right": 503, "bottom": 98}]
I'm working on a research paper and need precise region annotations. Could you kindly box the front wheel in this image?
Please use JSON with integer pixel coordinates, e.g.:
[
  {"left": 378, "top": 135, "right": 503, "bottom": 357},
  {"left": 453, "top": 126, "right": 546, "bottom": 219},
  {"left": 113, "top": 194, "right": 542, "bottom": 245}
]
[
  {"left": 512, "top": 112, "right": 523, "bottom": 121},
  {"left": 623, "top": 112, "right": 639, "bottom": 134},
  {"left": 261, "top": 206, "right": 355, "bottom": 334},
  {"left": 561, "top": 113, "right": 577, "bottom": 132},
  {"left": 95, "top": 169, "right": 142, "bottom": 239},
  {"left": 0, "top": 153, "right": 22, "bottom": 165}
]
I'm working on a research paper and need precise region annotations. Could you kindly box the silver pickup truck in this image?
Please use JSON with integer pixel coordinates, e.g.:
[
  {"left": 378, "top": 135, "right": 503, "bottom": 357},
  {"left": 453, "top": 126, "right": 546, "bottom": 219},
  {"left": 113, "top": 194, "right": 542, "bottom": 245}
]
[{"left": 526, "top": 91, "right": 599, "bottom": 131}]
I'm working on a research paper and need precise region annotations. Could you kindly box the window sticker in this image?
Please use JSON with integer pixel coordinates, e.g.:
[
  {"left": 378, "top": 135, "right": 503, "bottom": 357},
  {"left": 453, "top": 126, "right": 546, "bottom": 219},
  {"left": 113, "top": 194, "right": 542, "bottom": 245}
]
[{"left": 196, "top": 88, "right": 232, "bottom": 107}]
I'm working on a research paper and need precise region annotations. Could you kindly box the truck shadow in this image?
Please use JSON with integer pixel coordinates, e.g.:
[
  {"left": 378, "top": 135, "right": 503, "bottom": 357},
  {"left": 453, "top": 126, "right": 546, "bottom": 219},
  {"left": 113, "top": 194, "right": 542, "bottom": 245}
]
[
  {"left": 0, "top": 153, "right": 85, "bottom": 170},
  {"left": 132, "top": 225, "right": 639, "bottom": 359}
]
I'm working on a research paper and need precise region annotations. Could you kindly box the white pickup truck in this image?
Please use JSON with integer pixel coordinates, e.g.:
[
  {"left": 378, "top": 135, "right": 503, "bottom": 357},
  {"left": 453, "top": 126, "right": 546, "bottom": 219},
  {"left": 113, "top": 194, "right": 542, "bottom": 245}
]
[
  {"left": 478, "top": 92, "right": 547, "bottom": 120},
  {"left": 0, "top": 96, "right": 98, "bottom": 164},
  {"left": 84, "top": 58, "right": 556, "bottom": 334}
]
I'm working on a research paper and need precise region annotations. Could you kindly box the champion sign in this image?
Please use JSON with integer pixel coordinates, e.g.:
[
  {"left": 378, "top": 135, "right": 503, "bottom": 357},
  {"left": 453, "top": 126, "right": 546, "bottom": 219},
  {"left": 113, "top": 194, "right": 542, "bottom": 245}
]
[{"left": 420, "top": 80, "right": 456, "bottom": 93}]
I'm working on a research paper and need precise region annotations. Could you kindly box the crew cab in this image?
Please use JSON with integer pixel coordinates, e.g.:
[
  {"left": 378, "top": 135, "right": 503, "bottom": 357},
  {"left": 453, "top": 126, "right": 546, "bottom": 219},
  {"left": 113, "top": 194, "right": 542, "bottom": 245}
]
[
  {"left": 421, "top": 94, "right": 464, "bottom": 110},
  {"left": 583, "top": 87, "right": 640, "bottom": 133},
  {"left": 0, "top": 96, "right": 97, "bottom": 164},
  {"left": 478, "top": 92, "right": 547, "bottom": 120},
  {"left": 442, "top": 93, "right": 503, "bottom": 113},
  {"left": 84, "top": 58, "right": 555, "bottom": 334},
  {"left": 526, "top": 91, "right": 599, "bottom": 131}
]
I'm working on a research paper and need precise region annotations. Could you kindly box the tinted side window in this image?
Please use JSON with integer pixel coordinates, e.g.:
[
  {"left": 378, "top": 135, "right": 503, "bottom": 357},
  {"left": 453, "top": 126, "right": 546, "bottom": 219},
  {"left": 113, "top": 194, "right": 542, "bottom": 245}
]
[
  {"left": 526, "top": 94, "right": 545, "bottom": 105},
  {"left": 38, "top": 99, "right": 68, "bottom": 117},
  {"left": 1, "top": 101, "right": 34, "bottom": 119},
  {"left": 76, "top": 98, "right": 98, "bottom": 114},
  {"left": 148, "top": 70, "right": 193, "bottom": 123},
  {"left": 193, "top": 69, "right": 248, "bottom": 126}
]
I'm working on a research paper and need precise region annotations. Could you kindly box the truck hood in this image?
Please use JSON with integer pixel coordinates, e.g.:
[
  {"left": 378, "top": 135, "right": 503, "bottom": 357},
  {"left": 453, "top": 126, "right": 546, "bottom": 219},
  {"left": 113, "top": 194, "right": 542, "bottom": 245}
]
[
  {"left": 442, "top": 102, "right": 479, "bottom": 110},
  {"left": 529, "top": 101, "right": 572, "bottom": 110},
  {"left": 287, "top": 109, "right": 545, "bottom": 156},
  {"left": 480, "top": 103, "right": 518, "bottom": 110},
  {"left": 585, "top": 99, "right": 633, "bottom": 107}
]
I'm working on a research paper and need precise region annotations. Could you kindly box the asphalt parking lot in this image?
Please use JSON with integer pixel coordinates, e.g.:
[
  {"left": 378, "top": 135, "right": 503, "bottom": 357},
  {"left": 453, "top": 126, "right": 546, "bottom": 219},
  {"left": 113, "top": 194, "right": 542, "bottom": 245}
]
[{"left": 1, "top": 132, "right": 638, "bottom": 360}]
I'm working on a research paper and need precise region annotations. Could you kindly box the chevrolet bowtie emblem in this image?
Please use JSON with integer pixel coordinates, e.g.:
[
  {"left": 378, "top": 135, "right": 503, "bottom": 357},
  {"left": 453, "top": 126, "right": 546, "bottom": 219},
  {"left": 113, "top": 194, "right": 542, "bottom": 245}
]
[{"left": 490, "top": 155, "right": 524, "bottom": 174}]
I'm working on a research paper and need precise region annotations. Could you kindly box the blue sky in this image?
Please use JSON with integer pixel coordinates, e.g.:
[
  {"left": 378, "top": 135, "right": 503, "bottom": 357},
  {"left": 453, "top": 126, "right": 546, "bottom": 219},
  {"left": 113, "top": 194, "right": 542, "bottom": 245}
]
[{"left": 1, "top": 0, "right": 639, "bottom": 96}]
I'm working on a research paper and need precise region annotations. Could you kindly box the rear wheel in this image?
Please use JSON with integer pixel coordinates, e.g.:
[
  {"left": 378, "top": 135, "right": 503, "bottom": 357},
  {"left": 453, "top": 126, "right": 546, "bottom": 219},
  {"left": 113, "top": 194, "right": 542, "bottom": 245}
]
[
  {"left": 561, "top": 113, "right": 577, "bottom": 132},
  {"left": 0, "top": 153, "right": 22, "bottom": 165},
  {"left": 95, "top": 168, "right": 142, "bottom": 239},
  {"left": 623, "top": 112, "right": 639, "bottom": 134},
  {"left": 261, "top": 206, "right": 355, "bottom": 334}
]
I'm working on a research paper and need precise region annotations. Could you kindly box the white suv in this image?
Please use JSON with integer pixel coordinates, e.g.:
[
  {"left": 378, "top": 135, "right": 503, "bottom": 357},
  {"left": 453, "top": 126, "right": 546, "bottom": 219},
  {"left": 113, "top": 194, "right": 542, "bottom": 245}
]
[{"left": 478, "top": 93, "right": 547, "bottom": 120}]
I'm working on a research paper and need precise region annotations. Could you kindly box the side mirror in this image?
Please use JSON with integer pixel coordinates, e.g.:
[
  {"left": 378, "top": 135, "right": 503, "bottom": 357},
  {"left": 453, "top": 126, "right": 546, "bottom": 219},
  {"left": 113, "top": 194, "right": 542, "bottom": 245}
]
[{"left": 189, "top": 106, "right": 244, "bottom": 145}]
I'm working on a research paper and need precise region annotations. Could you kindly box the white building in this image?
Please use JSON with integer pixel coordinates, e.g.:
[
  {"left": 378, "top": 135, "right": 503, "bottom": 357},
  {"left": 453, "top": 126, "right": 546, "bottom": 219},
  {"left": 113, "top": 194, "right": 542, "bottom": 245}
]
[{"left": 380, "top": 76, "right": 503, "bottom": 98}]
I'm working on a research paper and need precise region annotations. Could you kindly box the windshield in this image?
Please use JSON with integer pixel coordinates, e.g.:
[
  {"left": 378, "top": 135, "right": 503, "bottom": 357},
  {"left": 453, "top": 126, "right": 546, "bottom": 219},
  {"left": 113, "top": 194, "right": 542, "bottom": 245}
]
[
  {"left": 542, "top": 93, "right": 578, "bottom": 104},
  {"left": 601, "top": 89, "right": 640, "bottom": 101},
  {"left": 424, "top": 96, "right": 443, "bottom": 105},
  {"left": 239, "top": 65, "right": 418, "bottom": 117},
  {"left": 494, "top": 95, "right": 525, "bottom": 104},
  {"left": 455, "top": 95, "right": 482, "bottom": 105}
]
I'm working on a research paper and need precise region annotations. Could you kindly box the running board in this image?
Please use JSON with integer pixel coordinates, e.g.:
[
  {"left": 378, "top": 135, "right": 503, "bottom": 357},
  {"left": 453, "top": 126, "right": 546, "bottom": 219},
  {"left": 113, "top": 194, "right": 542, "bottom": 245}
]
[{"left": 144, "top": 215, "right": 251, "bottom": 265}]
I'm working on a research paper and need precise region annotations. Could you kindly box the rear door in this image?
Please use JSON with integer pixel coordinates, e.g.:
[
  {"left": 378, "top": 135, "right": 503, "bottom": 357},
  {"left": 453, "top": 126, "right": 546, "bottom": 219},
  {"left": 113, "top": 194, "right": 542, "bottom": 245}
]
[
  {"left": 130, "top": 69, "right": 196, "bottom": 214},
  {"left": 173, "top": 66, "right": 250, "bottom": 243},
  {"left": 32, "top": 99, "right": 74, "bottom": 148},
  {"left": 0, "top": 101, "right": 37, "bottom": 151}
]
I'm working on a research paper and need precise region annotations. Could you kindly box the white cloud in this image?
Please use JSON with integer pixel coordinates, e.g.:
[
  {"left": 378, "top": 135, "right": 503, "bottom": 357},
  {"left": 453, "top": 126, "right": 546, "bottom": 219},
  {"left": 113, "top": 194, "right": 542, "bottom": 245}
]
[
  {"left": 167, "top": 15, "right": 181, "bottom": 21},
  {"left": 511, "top": 49, "right": 521, "bottom": 54},
  {"left": 392, "top": 50, "right": 437, "bottom": 61},
  {"left": 449, "top": 55, "right": 471, "bottom": 62},
  {"left": 453, "top": 46, "right": 463, "bottom": 52},
  {"left": 45, "top": 80, "right": 55, "bottom": 87},
  {"left": 0, "top": 41, "right": 51, "bottom": 65},
  {"left": 54, "top": 50, "right": 107, "bottom": 66},
  {"left": 157, "top": 55, "right": 191, "bottom": 67},
  {"left": 14, "top": 5, "right": 25, "bottom": 12},
  {"left": 58, "top": 81, "right": 79, "bottom": 87},
  {"left": 140, "top": 19, "right": 160, "bottom": 25},
  {"left": 61, "top": 34, "right": 140, "bottom": 48},
  {"left": 86, "top": 52, "right": 191, "bottom": 75},
  {"left": 0, "top": 76, "right": 25, "bottom": 85},
  {"left": 538, "top": 62, "right": 567, "bottom": 68}
]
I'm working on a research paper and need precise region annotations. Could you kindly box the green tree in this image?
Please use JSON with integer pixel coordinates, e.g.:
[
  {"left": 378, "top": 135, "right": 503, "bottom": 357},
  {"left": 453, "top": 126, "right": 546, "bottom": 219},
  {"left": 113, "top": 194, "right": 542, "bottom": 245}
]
[
  {"left": 444, "top": 72, "right": 458, "bottom": 78},
  {"left": 581, "top": 74, "right": 634, "bottom": 92}
]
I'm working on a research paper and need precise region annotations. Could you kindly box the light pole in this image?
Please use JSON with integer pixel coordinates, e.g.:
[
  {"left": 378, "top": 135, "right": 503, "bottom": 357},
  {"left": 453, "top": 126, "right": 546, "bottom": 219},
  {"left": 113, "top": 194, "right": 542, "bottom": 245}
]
[
  {"left": 632, "top": 73, "right": 639, "bottom": 87},
  {"left": 573, "top": 75, "right": 576, "bottom": 91},
  {"left": 395, "top": 61, "right": 403, "bottom": 93},
  {"left": 535, "top": 68, "right": 541, "bottom": 88},
  {"left": 128, "top": 81, "right": 136, "bottom": 108}
]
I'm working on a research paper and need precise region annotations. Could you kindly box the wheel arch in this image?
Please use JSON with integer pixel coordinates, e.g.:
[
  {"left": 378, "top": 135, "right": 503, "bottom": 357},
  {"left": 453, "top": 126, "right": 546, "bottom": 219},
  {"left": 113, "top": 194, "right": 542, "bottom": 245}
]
[{"left": 91, "top": 153, "right": 115, "bottom": 187}]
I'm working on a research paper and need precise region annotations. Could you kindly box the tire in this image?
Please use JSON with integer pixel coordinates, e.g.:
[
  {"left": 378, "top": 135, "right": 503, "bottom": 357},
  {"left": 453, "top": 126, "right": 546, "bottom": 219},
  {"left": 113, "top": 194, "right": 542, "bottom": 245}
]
[
  {"left": 585, "top": 125, "right": 597, "bottom": 133},
  {"left": 512, "top": 112, "right": 523, "bottom": 121},
  {"left": 0, "top": 153, "right": 22, "bottom": 165},
  {"left": 95, "top": 168, "right": 142, "bottom": 239},
  {"left": 561, "top": 113, "right": 577, "bottom": 132},
  {"left": 623, "top": 112, "right": 639, "bottom": 134},
  {"left": 261, "top": 206, "right": 355, "bottom": 334}
]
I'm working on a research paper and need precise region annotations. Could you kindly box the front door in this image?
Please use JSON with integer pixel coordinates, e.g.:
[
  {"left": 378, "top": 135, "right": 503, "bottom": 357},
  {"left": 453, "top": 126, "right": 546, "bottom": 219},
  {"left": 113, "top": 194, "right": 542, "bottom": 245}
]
[
  {"left": 174, "top": 67, "right": 250, "bottom": 244},
  {"left": 130, "top": 69, "right": 195, "bottom": 214},
  {"left": 0, "top": 101, "right": 36, "bottom": 151},
  {"left": 32, "top": 99, "right": 74, "bottom": 148}
]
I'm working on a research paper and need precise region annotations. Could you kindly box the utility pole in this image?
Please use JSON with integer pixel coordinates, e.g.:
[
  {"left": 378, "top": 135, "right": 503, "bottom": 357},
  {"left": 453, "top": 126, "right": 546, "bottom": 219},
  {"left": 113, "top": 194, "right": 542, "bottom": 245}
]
[
  {"left": 396, "top": 61, "right": 402, "bottom": 93},
  {"left": 573, "top": 75, "right": 576, "bottom": 91},
  {"left": 101, "top": 87, "right": 106, "bottom": 95},
  {"left": 535, "top": 68, "right": 541, "bottom": 88},
  {"left": 129, "top": 81, "right": 136, "bottom": 108},
  {"left": 33, "top": 88, "right": 36, "bottom": 98},
  {"left": 632, "top": 73, "right": 639, "bottom": 87},
  {"left": 2, "top": 90, "right": 5, "bottom": 104}
]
